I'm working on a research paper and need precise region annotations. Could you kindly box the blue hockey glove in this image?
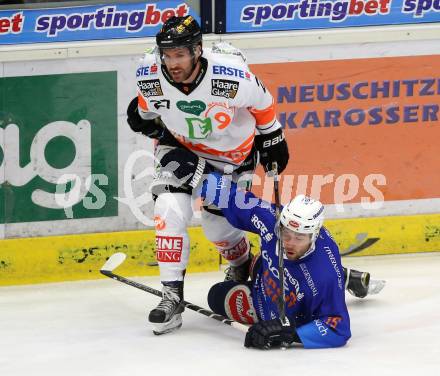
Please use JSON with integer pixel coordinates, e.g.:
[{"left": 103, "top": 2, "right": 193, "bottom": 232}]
[{"left": 244, "top": 318, "right": 300, "bottom": 349}]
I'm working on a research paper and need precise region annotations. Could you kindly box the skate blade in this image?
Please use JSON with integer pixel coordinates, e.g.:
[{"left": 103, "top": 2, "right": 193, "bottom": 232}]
[
  {"left": 151, "top": 314, "right": 182, "bottom": 335},
  {"left": 368, "top": 279, "right": 386, "bottom": 295}
]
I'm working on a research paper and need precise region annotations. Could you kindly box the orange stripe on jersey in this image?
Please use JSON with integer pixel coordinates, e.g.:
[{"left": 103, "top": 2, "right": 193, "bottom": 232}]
[
  {"left": 249, "top": 101, "right": 276, "bottom": 127},
  {"left": 176, "top": 132, "right": 255, "bottom": 165},
  {"left": 137, "top": 93, "right": 148, "bottom": 111}
]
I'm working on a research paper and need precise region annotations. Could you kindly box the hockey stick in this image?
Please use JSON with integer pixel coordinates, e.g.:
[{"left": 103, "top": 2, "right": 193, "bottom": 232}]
[
  {"left": 272, "top": 162, "right": 288, "bottom": 326},
  {"left": 100, "top": 252, "right": 249, "bottom": 333}
]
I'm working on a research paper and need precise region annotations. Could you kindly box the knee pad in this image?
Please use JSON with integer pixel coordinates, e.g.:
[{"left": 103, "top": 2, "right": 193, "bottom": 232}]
[
  {"left": 208, "top": 282, "right": 258, "bottom": 324},
  {"left": 154, "top": 193, "right": 193, "bottom": 281},
  {"left": 201, "top": 210, "right": 250, "bottom": 264}
]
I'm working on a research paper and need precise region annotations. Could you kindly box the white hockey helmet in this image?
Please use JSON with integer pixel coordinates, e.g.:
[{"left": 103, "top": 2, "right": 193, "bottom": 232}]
[{"left": 280, "top": 195, "right": 325, "bottom": 243}]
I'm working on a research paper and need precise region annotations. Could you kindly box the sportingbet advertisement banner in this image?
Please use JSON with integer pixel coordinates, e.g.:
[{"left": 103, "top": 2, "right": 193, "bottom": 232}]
[
  {"left": 249, "top": 55, "right": 440, "bottom": 206},
  {"left": 225, "top": 0, "right": 440, "bottom": 32},
  {"left": 0, "top": 72, "right": 118, "bottom": 223},
  {"left": 0, "top": 1, "right": 196, "bottom": 45}
]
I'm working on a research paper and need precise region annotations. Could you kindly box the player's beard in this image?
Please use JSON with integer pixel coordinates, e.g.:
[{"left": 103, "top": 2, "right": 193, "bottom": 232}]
[
  {"left": 283, "top": 244, "right": 310, "bottom": 260},
  {"left": 169, "top": 67, "right": 192, "bottom": 82},
  {"left": 169, "top": 57, "right": 198, "bottom": 83}
]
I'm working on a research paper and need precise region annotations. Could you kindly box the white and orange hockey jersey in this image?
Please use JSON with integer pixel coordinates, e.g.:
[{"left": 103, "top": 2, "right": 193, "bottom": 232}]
[{"left": 135, "top": 42, "right": 281, "bottom": 170}]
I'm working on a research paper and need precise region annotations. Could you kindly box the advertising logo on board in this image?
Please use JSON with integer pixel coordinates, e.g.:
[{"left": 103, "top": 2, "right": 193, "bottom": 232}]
[
  {"left": 226, "top": 0, "right": 440, "bottom": 32},
  {"left": 0, "top": 2, "right": 196, "bottom": 45},
  {"left": 0, "top": 72, "right": 118, "bottom": 223}
]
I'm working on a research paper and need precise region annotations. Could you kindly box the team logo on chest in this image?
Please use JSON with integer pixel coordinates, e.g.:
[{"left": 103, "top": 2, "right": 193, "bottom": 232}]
[
  {"left": 178, "top": 101, "right": 235, "bottom": 140},
  {"left": 176, "top": 100, "right": 206, "bottom": 116}
]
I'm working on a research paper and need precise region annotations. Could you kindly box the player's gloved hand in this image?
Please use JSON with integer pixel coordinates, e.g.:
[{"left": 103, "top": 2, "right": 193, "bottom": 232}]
[
  {"left": 244, "top": 318, "right": 300, "bottom": 349},
  {"left": 126, "top": 97, "right": 164, "bottom": 139},
  {"left": 157, "top": 148, "right": 212, "bottom": 190},
  {"left": 198, "top": 172, "right": 232, "bottom": 208},
  {"left": 254, "top": 128, "right": 289, "bottom": 174}
]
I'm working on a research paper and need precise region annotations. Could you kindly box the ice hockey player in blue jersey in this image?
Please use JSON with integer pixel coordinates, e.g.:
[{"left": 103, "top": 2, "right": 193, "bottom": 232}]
[{"left": 200, "top": 172, "right": 352, "bottom": 349}]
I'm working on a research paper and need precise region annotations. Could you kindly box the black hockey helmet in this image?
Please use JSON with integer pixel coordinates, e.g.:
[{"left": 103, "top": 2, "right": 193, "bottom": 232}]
[{"left": 156, "top": 15, "right": 202, "bottom": 50}]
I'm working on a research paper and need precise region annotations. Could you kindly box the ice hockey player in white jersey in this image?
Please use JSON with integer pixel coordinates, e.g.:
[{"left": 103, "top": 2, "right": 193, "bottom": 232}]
[
  {"left": 126, "top": 15, "right": 290, "bottom": 335},
  {"left": 126, "top": 15, "right": 383, "bottom": 336}
]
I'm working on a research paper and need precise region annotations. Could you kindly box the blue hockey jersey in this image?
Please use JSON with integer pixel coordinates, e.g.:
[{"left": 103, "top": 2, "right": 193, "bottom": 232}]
[{"left": 201, "top": 173, "right": 351, "bottom": 349}]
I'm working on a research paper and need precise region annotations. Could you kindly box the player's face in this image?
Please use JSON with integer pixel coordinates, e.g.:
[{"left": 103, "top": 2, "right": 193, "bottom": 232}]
[
  {"left": 280, "top": 227, "right": 312, "bottom": 261},
  {"left": 161, "top": 47, "right": 196, "bottom": 83}
]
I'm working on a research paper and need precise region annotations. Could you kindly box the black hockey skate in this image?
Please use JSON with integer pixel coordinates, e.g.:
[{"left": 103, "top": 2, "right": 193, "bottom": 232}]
[
  {"left": 148, "top": 281, "right": 184, "bottom": 335},
  {"left": 224, "top": 252, "right": 253, "bottom": 283}
]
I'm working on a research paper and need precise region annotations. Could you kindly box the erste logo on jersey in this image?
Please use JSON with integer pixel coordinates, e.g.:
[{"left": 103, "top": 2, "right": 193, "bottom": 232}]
[
  {"left": 137, "top": 79, "right": 163, "bottom": 97},
  {"left": 211, "top": 79, "right": 239, "bottom": 99},
  {"left": 136, "top": 63, "right": 158, "bottom": 77},
  {"left": 212, "top": 65, "right": 251, "bottom": 80},
  {"left": 251, "top": 214, "right": 273, "bottom": 242}
]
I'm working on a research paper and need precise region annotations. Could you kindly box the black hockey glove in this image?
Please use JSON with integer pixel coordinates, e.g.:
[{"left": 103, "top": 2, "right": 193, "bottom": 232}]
[
  {"left": 244, "top": 318, "right": 300, "bottom": 350},
  {"left": 154, "top": 148, "right": 212, "bottom": 193},
  {"left": 126, "top": 97, "right": 164, "bottom": 139},
  {"left": 254, "top": 128, "right": 289, "bottom": 174}
]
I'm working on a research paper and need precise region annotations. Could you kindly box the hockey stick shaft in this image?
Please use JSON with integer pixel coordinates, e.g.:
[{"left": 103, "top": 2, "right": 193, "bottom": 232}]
[
  {"left": 272, "top": 162, "right": 287, "bottom": 325},
  {"left": 100, "top": 269, "right": 249, "bottom": 333}
]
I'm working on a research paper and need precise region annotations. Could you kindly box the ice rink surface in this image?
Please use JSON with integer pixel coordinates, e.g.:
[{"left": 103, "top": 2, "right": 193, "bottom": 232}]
[{"left": 1, "top": 252, "right": 439, "bottom": 376}]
